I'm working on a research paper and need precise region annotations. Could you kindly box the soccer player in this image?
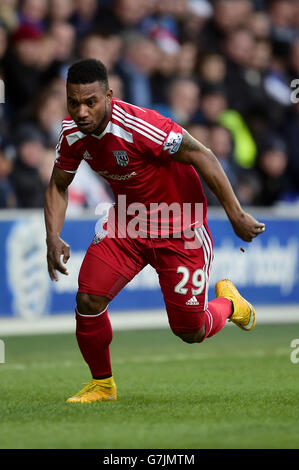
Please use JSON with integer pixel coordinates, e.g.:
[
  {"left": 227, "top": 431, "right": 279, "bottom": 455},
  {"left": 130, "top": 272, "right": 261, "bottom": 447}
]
[{"left": 44, "top": 59, "right": 265, "bottom": 403}]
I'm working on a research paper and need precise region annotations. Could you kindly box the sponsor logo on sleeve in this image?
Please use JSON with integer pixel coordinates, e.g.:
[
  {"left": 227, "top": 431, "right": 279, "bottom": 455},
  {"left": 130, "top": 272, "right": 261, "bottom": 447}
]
[{"left": 163, "top": 131, "right": 183, "bottom": 154}]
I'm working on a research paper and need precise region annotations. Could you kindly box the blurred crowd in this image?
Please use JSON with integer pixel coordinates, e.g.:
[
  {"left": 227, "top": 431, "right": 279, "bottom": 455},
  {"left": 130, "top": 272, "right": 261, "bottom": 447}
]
[{"left": 0, "top": 0, "right": 299, "bottom": 211}]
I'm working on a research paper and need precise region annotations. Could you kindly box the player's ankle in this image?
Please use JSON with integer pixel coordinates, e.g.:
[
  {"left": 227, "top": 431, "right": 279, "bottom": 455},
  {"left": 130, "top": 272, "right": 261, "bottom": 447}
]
[{"left": 93, "top": 374, "right": 112, "bottom": 380}]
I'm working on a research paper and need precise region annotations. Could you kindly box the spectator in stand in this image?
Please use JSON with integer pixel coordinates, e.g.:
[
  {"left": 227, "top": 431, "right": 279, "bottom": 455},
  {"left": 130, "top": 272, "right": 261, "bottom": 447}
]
[
  {"left": 150, "top": 35, "right": 180, "bottom": 105},
  {"left": 46, "top": 21, "right": 76, "bottom": 80},
  {"left": 209, "top": 124, "right": 238, "bottom": 185},
  {"left": 0, "top": 103, "right": 10, "bottom": 154},
  {"left": 269, "top": 0, "right": 296, "bottom": 45},
  {"left": 288, "top": 40, "right": 299, "bottom": 81},
  {"left": 284, "top": 101, "right": 299, "bottom": 198},
  {"left": 202, "top": 124, "right": 240, "bottom": 206},
  {"left": 248, "top": 10, "right": 271, "bottom": 40},
  {"left": 46, "top": 76, "right": 67, "bottom": 101},
  {"left": 48, "top": 21, "right": 75, "bottom": 65},
  {"left": 263, "top": 52, "right": 292, "bottom": 128},
  {"left": 294, "top": 1, "right": 299, "bottom": 33},
  {"left": 223, "top": 27, "right": 263, "bottom": 116},
  {"left": 155, "top": 0, "right": 188, "bottom": 19},
  {"left": 48, "top": 0, "right": 75, "bottom": 24},
  {"left": 96, "top": 0, "right": 151, "bottom": 35},
  {"left": 112, "top": 0, "right": 152, "bottom": 31},
  {"left": 37, "top": 33, "right": 57, "bottom": 73},
  {"left": 180, "top": 0, "right": 213, "bottom": 43},
  {"left": 154, "top": 77, "right": 200, "bottom": 126},
  {"left": 0, "top": 149, "right": 16, "bottom": 208},
  {"left": 245, "top": 38, "right": 280, "bottom": 136},
  {"left": 0, "top": 0, "right": 19, "bottom": 31},
  {"left": 262, "top": 1, "right": 295, "bottom": 123},
  {"left": 108, "top": 73, "right": 124, "bottom": 100},
  {"left": 78, "top": 33, "right": 122, "bottom": 73},
  {"left": 222, "top": 25, "right": 287, "bottom": 138},
  {"left": 71, "top": 0, "right": 100, "bottom": 38},
  {"left": 3, "top": 24, "right": 43, "bottom": 117},
  {"left": 250, "top": 39, "right": 272, "bottom": 73},
  {"left": 197, "top": 53, "right": 227, "bottom": 90},
  {"left": 116, "top": 32, "right": 159, "bottom": 107},
  {"left": 38, "top": 147, "right": 56, "bottom": 186},
  {"left": 185, "top": 123, "right": 210, "bottom": 148},
  {"left": 0, "top": 20, "right": 9, "bottom": 70},
  {"left": 200, "top": 0, "right": 253, "bottom": 53},
  {"left": 140, "top": 0, "right": 181, "bottom": 41},
  {"left": 198, "top": 85, "right": 227, "bottom": 124},
  {"left": 255, "top": 135, "right": 291, "bottom": 206},
  {"left": 198, "top": 86, "right": 257, "bottom": 170},
  {"left": 10, "top": 126, "right": 47, "bottom": 207},
  {"left": 234, "top": 169, "right": 262, "bottom": 207},
  {"left": 18, "top": 0, "right": 48, "bottom": 32},
  {"left": 0, "top": 18, "right": 10, "bottom": 149},
  {"left": 176, "top": 42, "right": 197, "bottom": 78},
  {"left": 30, "top": 89, "right": 67, "bottom": 147}
]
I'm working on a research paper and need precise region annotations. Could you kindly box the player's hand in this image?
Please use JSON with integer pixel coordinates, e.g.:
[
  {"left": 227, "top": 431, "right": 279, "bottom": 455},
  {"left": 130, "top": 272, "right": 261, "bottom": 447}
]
[
  {"left": 229, "top": 211, "right": 265, "bottom": 242},
  {"left": 46, "top": 235, "right": 70, "bottom": 281}
]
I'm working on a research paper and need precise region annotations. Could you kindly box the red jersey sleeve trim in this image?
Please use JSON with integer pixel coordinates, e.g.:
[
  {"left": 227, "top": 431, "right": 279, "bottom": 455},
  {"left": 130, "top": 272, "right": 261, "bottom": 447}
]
[{"left": 54, "top": 118, "right": 82, "bottom": 172}]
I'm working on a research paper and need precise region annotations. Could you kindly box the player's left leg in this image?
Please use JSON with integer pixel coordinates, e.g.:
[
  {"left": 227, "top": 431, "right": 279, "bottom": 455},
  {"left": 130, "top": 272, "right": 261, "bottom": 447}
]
[
  {"left": 168, "top": 282, "right": 256, "bottom": 344},
  {"left": 152, "top": 224, "right": 254, "bottom": 344},
  {"left": 162, "top": 296, "right": 233, "bottom": 344}
]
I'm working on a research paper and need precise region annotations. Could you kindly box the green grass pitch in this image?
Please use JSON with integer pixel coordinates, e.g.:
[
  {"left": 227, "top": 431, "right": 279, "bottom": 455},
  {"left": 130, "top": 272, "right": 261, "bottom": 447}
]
[{"left": 0, "top": 323, "right": 299, "bottom": 449}]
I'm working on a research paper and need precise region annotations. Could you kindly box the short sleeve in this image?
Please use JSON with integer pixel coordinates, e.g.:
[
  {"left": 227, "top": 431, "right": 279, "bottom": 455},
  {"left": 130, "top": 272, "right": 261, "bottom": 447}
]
[
  {"left": 135, "top": 109, "right": 183, "bottom": 159},
  {"left": 54, "top": 126, "right": 82, "bottom": 174}
]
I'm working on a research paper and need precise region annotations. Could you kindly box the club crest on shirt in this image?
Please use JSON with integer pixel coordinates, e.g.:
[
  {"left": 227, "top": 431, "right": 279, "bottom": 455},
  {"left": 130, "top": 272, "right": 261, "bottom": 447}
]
[{"left": 113, "top": 150, "right": 129, "bottom": 166}]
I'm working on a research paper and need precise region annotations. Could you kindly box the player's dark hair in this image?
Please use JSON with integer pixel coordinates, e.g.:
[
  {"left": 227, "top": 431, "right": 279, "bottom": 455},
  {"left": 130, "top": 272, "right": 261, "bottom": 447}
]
[{"left": 67, "top": 59, "right": 109, "bottom": 90}]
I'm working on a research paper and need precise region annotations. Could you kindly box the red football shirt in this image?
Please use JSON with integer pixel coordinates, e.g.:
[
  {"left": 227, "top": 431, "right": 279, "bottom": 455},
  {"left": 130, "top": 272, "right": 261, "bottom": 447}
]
[{"left": 55, "top": 98, "right": 207, "bottom": 236}]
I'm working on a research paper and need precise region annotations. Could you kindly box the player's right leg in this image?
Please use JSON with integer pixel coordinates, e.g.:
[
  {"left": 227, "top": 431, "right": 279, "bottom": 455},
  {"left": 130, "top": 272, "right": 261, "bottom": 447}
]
[
  {"left": 66, "top": 292, "right": 116, "bottom": 403},
  {"left": 66, "top": 231, "right": 146, "bottom": 404}
]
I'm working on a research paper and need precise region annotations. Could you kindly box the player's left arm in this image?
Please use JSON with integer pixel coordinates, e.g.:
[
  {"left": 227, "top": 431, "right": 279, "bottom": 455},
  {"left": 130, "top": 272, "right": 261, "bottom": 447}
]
[{"left": 174, "top": 129, "right": 265, "bottom": 242}]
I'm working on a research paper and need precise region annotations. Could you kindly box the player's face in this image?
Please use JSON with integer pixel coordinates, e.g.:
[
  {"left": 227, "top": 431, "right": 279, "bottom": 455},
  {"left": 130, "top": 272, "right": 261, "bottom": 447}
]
[{"left": 66, "top": 81, "right": 113, "bottom": 135}]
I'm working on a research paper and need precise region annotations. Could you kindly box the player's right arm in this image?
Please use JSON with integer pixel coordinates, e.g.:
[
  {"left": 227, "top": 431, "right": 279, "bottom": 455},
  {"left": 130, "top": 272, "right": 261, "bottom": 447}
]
[{"left": 44, "top": 166, "right": 75, "bottom": 281}]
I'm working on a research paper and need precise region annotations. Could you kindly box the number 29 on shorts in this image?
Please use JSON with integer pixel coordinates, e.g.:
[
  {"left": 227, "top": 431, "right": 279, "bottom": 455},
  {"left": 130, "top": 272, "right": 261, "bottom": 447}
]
[{"left": 174, "top": 266, "right": 205, "bottom": 295}]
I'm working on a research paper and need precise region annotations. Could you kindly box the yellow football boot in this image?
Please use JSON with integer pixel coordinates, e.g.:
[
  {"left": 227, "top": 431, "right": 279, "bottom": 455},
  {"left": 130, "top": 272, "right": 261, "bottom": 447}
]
[
  {"left": 215, "top": 279, "right": 256, "bottom": 331},
  {"left": 66, "top": 376, "right": 117, "bottom": 403}
]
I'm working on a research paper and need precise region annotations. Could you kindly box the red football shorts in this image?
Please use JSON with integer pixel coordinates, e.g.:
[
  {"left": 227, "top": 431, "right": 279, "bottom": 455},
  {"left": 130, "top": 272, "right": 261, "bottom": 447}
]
[{"left": 78, "top": 224, "right": 214, "bottom": 333}]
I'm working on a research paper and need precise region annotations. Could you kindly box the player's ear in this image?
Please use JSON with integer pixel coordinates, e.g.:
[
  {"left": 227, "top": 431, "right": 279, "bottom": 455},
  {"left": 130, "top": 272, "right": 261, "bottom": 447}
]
[{"left": 106, "top": 89, "right": 113, "bottom": 101}]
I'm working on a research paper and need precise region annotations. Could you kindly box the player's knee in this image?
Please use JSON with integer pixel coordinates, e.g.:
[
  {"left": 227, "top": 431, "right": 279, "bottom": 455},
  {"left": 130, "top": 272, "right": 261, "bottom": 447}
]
[
  {"left": 76, "top": 292, "right": 110, "bottom": 315},
  {"left": 174, "top": 325, "right": 206, "bottom": 344}
]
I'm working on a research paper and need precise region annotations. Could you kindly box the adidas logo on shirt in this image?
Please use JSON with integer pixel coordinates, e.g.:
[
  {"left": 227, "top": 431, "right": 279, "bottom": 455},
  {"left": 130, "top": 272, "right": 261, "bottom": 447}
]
[
  {"left": 186, "top": 296, "right": 199, "bottom": 306},
  {"left": 83, "top": 150, "right": 92, "bottom": 160}
]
